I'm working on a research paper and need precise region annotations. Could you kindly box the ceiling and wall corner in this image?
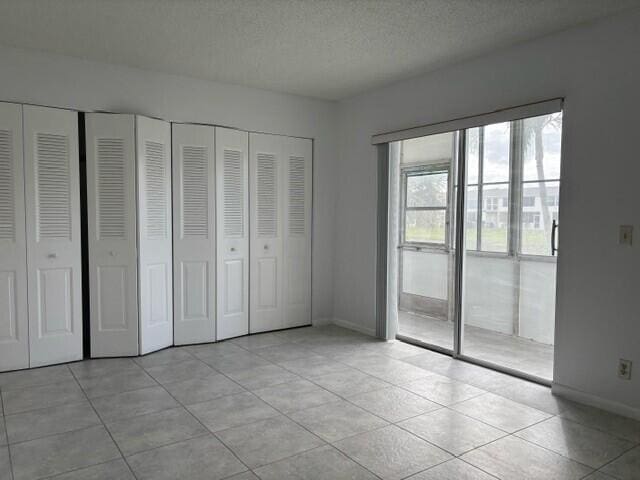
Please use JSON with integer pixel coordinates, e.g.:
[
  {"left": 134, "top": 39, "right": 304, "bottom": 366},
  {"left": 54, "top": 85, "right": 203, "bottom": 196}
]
[
  {"left": 334, "top": 7, "right": 640, "bottom": 415},
  {"left": 0, "top": 0, "right": 637, "bottom": 100}
]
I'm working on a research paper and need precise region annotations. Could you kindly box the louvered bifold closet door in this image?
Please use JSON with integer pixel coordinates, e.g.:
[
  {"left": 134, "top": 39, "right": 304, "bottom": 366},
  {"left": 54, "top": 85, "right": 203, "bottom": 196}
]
[
  {"left": 137, "top": 116, "right": 173, "bottom": 354},
  {"left": 216, "top": 127, "right": 249, "bottom": 340},
  {"left": 0, "top": 103, "right": 29, "bottom": 371},
  {"left": 86, "top": 113, "right": 139, "bottom": 357},
  {"left": 283, "top": 137, "right": 312, "bottom": 328},
  {"left": 172, "top": 124, "right": 215, "bottom": 345},
  {"left": 23, "top": 105, "right": 82, "bottom": 367},
  {"left": 249, "top": 133, "right": 284, "bottom": 333}
]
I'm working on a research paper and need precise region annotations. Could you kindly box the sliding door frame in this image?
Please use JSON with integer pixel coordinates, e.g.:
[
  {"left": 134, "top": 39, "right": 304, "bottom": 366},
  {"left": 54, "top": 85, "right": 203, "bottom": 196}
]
[{"left": 376, "top": 99, "right": 563, "bottom": 387}]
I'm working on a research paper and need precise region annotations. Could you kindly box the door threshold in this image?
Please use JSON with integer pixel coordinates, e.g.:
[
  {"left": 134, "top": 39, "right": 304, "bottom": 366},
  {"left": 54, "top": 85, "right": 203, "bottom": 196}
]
[{"left": 396, "top": 333, "right": 552, "bottom": 387}]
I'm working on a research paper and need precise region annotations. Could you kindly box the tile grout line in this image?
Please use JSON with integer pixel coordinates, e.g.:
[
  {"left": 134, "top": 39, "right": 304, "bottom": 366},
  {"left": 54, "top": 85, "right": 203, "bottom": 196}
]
[
  {"left": 396, "top": 455, "right": 501, "bottom": 480},
  {"left": 213, "top": 337, "right": 548, "bottom": 476},
  {"left": 4, "top": 420, "right": 106, "bottom": 448},
  {"left": 0, "top": 364, "right": 77, "bottom": 392},
  {"left": 578, "top": 442, "right": 637, "bottom": 479},
  {"left": 278, "top": 343, "right": 621, "bottom": 476},
  {"left": 552, "top": 410, "right": 640, "bottom": 443},
  {"left": 1, "top": 388, "right": 16, "bottom": 480},
  {"left": 38, "top": 457, "right": 136, "bottom": 480},
  {"left": 392, "top": 413, "right": 511, "bottom": 459},
  {"left": 394, "top": 380, "right": 487, "bottom": 407},
  {"left": 508, "top": 415, "right": 635, "bottom": 472},
  {"left": 4, "top": 329, "right": 638, "bottom": 480},
  {"left": 164, "top": 342, "right": 386, "bottom": 478},
  {"left": 394, "top": 373, "right": 636, "bottom": 478},
  {"left": 110, "top": 430, "right": 212, "bottom": 461},
  {"left": 289, "top": 349, "right": 463, "bottom": 478},
  {"left": 454, "top": 456, "right": 503, "bottom": 480},
  {"left": 242, "top": 390, "right": 385, "bottom": 479},
  {"left": 161, "top": 362, "right": 332, "bottom": 476},
  {"left": 68, "top": 364, "right": 140, "bottom": 480},
  {"left": 152, "top": 366, "right": 256, "bottom": 477},
  {"left": 2, "top": 398, "right": 102, "bottom": 423},
  {"left": 240, "top": 343, "right": 429, "bottom": 476}
]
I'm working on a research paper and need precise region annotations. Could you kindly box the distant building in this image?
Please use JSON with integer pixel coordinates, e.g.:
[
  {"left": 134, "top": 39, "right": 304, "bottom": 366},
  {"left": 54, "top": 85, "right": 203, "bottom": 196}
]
[{"left": 467, "top": 184, "right": 559, "bottom": 230}]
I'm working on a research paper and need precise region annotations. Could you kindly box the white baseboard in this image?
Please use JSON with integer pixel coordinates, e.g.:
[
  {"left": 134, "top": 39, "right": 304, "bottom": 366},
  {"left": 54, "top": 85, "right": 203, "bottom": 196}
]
[
  {"left": 552, "top": 382, "right": 640, "bottom": 421},
  {"left": 311, "top": 317, "right": 332, "bottom": 327},
  {"left": 331, "top": 317, "right": 377, "bottom": 337}
]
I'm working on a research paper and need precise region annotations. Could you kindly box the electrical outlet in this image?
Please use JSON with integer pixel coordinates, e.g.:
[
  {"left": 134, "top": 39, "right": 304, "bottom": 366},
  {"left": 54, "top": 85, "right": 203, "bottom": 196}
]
[
  {"left": 619, "top": 225, "right": 633, "bottom": 246},
  {"left": 618, "top": 359, "right": 632, "bottom": 380}
]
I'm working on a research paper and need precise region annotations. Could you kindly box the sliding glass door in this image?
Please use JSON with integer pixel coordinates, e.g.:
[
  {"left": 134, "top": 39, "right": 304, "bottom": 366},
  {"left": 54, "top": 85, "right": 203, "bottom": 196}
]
[
  {"left": 460, "top": 113, "right": 562, "bottom": 380},
  {"left": 393, "top": 108, "right": 563, "bottom": 382},
  {"left": 395, "top": 133, "right": 458, "bottom": 351}
]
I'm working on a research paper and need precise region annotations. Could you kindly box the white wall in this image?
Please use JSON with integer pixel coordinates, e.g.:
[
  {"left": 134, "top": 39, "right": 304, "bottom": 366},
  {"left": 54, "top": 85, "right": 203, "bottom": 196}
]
[
  {"left": 335, "top": 10, "right": 640, "bottom": 413},
  {"left": 0, "top": 45, "right": 338, "bottom": 324}
]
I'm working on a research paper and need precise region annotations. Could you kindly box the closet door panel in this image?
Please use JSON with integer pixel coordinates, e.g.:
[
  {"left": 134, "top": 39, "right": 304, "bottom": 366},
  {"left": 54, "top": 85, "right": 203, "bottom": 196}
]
[
  {"left": 283, "top": 137, "right": 312, "bottom": 328},
  {"left": 216, "top": 127, "right": 249, "bottom": 340},
  {"left": 0, "top": 102, "right": 29, "bottom": 371},
  {"left": 137, "top": 116, "right": 173, "bottom": 354},
  {"left": 24, "top": 105, "right": 82, "bottom": 367},
  {"left": 86, "top": 113, "right": 139, "bottom": 357},
  {"left": 172, "top": 123, "right": 215, "bottom": 345},
  {"left": 249, "top": 133, "right": 283, "bottom": 333}
]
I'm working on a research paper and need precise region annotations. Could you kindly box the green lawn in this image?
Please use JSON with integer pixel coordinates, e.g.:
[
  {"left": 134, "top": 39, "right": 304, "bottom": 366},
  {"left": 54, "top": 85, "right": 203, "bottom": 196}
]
[{"left": 406, "top": 226, "right": 551, "bottom": 255}]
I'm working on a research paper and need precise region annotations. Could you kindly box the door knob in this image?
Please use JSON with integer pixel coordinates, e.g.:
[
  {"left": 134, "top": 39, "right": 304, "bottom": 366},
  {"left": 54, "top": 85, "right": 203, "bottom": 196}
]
[
  {"left": 109, "top": 251, "right": 117, "bottom": 257},
  {"left": 230, "top": 247, "right": 236, "bottom": 252},
  {"left": 264, "top": 245, "right": 269, "bottom": 250},
  {"left": 47, "top": 253, "right": 57, "bottom": 259}
]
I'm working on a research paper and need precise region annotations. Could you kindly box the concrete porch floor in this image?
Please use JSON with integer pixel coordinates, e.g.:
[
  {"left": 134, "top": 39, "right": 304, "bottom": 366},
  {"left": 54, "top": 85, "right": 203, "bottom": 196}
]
[{"left": 398, "top": 311, "right": 554, "bottom": 380}]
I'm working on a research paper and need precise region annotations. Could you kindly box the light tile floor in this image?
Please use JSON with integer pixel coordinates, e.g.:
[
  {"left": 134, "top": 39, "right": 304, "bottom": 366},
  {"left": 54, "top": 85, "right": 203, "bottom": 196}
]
[{"left": 0, "top": 325, "right": 638, "bottom": 480}]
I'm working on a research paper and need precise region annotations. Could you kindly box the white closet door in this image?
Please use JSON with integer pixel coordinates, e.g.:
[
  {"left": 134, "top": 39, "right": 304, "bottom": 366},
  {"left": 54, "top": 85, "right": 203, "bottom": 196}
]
[
  {"left": 283, "top": 137, "right": 312, "bottom": 328},
  {"left": 172, "top": 123, "right": 215, "bottom": 345},
  {"left": 86, "top": 113, "right": 139, "bottom": 357},
  {"left": 137, "top": 116, "right": 173, "bottom": 354},
  {"left": 24, "top": 105, "right": 82, "bottom": 367},
  {"left": 216, "top": 127, "right": 249, "bottom": 340},
  {"left": 0, "top": 103, "right": 29, "bottom": 371},
  {"left": 249, "top": 133, "right": 283, "bottom": 333}
]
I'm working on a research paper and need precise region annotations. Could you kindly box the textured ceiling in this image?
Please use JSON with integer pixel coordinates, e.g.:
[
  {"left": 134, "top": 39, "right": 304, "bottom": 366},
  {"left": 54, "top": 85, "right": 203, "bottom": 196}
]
[{"left": 0, "top": 0, "right": 638, "bottom": 100}]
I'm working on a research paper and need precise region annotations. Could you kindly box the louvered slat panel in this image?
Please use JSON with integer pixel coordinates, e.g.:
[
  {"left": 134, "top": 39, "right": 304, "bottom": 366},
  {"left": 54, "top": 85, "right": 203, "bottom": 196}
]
[
  {"left": 97, "top": 138, "right": 126, "bottom": 239},
  {"left": 182, "top": 145, "right": 208, "bottom": 238},
  {"left": 0, "top": 130, "right": 14, "bottom": 241},
  {"left": 37, "top": 133, "right": 71, "bottom": 240},
  {"left": 224, "top": 149, "right": 243, "bottom": 237},
  {"left": 145, "top": 140, "right": 167, "bottom": 240},
  {"left": 288, "top": 156, "right": 306, "bottom": 236},
  {"left": 257, "top": 153, "right": 277, "bottom": 238}
]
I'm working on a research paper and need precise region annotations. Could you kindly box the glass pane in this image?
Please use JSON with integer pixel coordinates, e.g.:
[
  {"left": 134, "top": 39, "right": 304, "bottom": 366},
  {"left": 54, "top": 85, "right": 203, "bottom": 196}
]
[
  {"left": 466, "top": 127, "right": 480, "bottom": 184},
  {"left": 406, "top": 171, "right": 448, "bottom": 208},
  {"left": 405, "top": 210, "right": 446, "bottom": 243},
  {"left": 481, "top": 183, "right": 509, "bottom": 252},
  {"left": 522, "top": 113, "right": 562, "bottom": 181},
  {"left": 396, "top": 130, "right": 459, "bottom": 354},
  {"left": 402, "top": 132, "right": 454, "bottom": 166},
  {"left": 521, "top": 181, "right": 560, "bottom": 255},
  {"left": 482, "top": 122, "right": 511, "bottom": 183},
  {"left": 459, "top": 116, "right": 561, "bottom": 383},
  {"left": 465, "top": 185, "right": 478, "bottom": 250},
  {"left": 461, "top": 244, "right": 556, "bottom": 379}
]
